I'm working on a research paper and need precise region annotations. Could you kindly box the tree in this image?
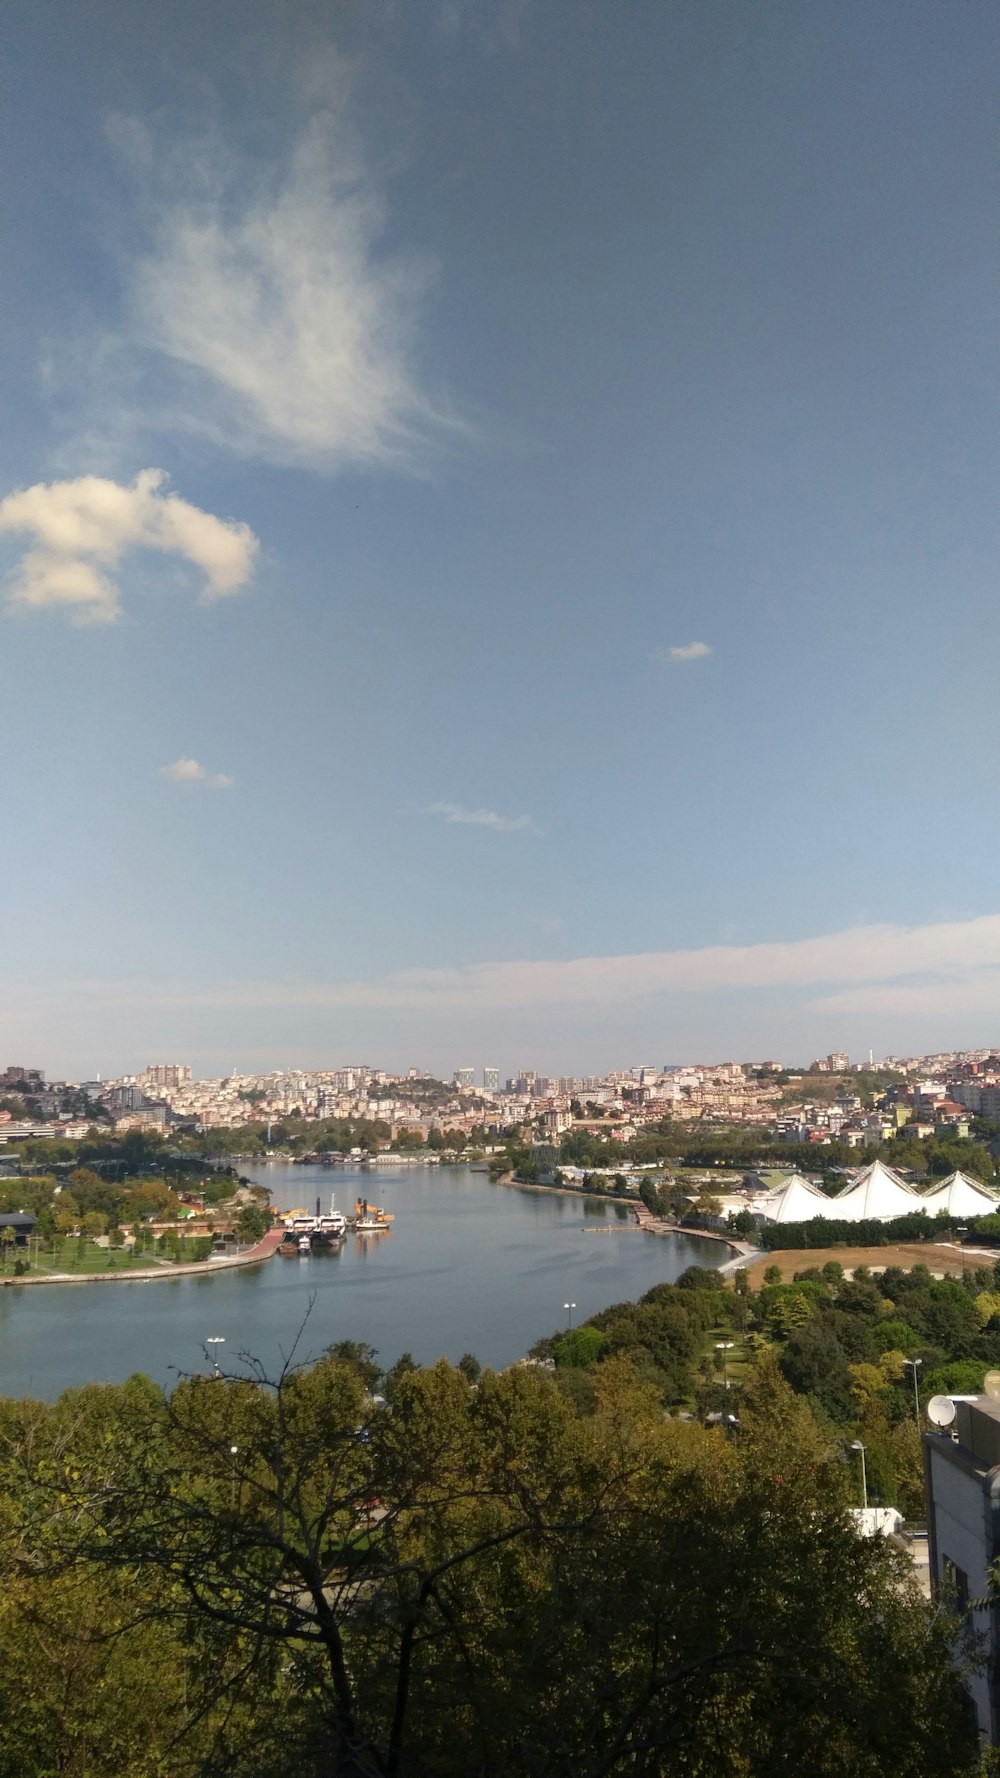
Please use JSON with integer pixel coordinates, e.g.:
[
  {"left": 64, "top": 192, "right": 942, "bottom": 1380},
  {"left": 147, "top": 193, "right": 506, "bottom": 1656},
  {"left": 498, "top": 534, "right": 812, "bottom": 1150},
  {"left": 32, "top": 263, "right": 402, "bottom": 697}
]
[
  {"left": 554, "top": 1325, "right": 607, "bottom": 1368},
  {"left": 235, "top": 1203, "right": 268, "bottom": 1244},
  {"left": 0, "top": 1350, "right": 981, "bottom": 1778},
  {"left": 326, "top": 1340, "right": 382, "bottom": 1391}
]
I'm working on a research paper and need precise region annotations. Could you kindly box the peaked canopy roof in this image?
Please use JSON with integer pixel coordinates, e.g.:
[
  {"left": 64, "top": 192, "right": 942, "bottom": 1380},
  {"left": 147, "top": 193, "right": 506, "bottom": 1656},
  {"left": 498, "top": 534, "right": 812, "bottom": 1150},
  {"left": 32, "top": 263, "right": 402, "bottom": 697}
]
[
  {"left": 919, "top": 1171, "right": 1000, "bottom": 1218},
  {"left": 830, "top": 1159, "right": 923, "bottom": 1221},
  {"left": 755, "top": 1173, "right": 842, "bottom": 1224}
]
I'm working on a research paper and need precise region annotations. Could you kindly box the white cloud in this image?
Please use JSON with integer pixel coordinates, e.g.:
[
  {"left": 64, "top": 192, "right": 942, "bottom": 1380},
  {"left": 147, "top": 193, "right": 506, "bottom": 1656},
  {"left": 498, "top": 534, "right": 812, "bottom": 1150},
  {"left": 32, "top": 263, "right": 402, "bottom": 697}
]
[
  {"left": 423, "top": 801, "right": 539, "bottom": 834},
  {"left": 36, "top": 910, "right": 1000, "bottom": 1018},
  {"left": 159, "top": 757, "right": 233, "bottom": 790},
  {"left": 0, "top": 470, "right": 258, "bottom": 624},
  {"left": 657, "top": 641, "right": 712, "bottom": 663},
  {"left": 117, "top": 112, "right": 461, "bottom": 472}
]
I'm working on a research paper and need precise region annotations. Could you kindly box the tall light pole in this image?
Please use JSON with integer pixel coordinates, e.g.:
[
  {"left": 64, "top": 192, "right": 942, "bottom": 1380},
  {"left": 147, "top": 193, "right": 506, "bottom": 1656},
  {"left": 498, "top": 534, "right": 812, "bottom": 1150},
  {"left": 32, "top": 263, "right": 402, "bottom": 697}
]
[
  {"left": 850, "top": 1439, "right": 868, "bottom": 1511},
  {"left": 206, "top": 1336, "right": 225, "bottom": 1378},
  {"left": 956, "top": 1227, "right": 968, "bottom": 1276},
  {"left": 564, "top": 1301, "right": 576, "bottom": 1333},
  {"left": 715, "top": 1340, "right": 735, "bottom": 1398},
  {"left": 904, "top": 1357, "right": 922, "bottom": 1427},
  {"left": 229, "top": 1444, "right": 239, "bottom": 1512}
]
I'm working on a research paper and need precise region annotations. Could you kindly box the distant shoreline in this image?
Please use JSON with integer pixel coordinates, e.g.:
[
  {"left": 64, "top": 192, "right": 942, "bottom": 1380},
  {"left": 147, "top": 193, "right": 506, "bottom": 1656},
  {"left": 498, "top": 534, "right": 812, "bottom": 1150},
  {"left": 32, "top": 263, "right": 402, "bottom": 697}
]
[{"left": 502, "top": 1173, "right": 749, "bottom": 1270}]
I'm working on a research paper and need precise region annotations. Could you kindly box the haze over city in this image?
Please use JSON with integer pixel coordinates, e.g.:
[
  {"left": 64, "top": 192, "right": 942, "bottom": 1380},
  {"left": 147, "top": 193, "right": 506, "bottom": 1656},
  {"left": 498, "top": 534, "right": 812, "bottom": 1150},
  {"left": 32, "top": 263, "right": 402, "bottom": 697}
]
[{"left": 2, "top": 2, "right": 998, "bottom": 1078}]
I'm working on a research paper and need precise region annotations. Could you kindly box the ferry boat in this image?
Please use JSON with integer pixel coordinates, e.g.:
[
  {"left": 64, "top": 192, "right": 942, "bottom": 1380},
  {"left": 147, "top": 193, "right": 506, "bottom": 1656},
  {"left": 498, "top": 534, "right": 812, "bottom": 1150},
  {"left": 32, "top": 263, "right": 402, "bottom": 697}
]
[{"left": 279, "top": 1194, "right": 348, "bottom": 1252}]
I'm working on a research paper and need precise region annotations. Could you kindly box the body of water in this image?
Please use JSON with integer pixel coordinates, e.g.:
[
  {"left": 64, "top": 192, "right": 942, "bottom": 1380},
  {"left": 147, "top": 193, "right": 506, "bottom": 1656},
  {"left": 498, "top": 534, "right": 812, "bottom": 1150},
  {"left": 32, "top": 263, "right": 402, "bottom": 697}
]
[{"left": 0, "top": 1164, "right": 728, "bottom": 1398}]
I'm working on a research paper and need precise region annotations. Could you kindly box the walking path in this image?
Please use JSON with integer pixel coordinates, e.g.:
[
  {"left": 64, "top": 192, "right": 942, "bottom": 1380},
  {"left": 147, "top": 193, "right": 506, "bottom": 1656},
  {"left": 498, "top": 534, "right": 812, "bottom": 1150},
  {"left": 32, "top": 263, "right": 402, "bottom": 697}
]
[
  {"left": 629, "top": 1202, "right": 761, "bottom": 1274},
  {"left": 0, "top": 1227, "right": 285, "bottom": 1289}
]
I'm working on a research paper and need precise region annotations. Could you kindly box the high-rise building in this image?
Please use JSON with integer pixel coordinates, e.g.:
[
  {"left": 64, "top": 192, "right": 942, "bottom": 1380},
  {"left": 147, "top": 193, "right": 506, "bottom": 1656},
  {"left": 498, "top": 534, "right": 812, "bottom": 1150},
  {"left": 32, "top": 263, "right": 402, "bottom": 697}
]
[
  {"left": 0, "top": 1065, "right": 44, "bottom": 1090},
  {"left": 107, "top": 1082, "right": 146, "bottom": 1113},
  {"left": 142, "top": 1063, "right": 192, "bottom": 1090},
  {"left": 483, "top": 1067, "right": 500, "bottom": 1093},
  {"left": 454, "top": 1068, "right": 475, "bottom": 1090},
  {"left": 828, "top": 1052, "right": 850, "bottom": 1073}
]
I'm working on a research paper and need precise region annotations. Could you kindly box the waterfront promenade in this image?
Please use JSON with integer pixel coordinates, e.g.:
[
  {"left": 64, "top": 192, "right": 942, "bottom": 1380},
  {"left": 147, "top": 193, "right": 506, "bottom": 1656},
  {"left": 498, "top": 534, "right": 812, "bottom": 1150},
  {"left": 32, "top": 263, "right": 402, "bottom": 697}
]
[
  {"left": 630, "top": 1201, "right": 761, "bottom": 1273},
  {"left": 0, "top": 1226, "right": 285, "bottom": 1289}
]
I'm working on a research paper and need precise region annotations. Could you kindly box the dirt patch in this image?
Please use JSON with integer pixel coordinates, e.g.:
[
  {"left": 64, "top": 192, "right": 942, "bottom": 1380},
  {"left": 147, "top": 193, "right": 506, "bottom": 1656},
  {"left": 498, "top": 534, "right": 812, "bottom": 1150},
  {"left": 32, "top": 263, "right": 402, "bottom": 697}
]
[{"left": 745, "top": 1241, "right": 995, "bottom": 1287}]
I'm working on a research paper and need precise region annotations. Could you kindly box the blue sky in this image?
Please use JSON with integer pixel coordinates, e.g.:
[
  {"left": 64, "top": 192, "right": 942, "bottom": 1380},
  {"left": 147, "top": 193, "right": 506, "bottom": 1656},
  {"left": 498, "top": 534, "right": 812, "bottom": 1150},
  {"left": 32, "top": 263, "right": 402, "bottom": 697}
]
[{"left": 1, "top": 0, "right": 999, "bottom": 1078}]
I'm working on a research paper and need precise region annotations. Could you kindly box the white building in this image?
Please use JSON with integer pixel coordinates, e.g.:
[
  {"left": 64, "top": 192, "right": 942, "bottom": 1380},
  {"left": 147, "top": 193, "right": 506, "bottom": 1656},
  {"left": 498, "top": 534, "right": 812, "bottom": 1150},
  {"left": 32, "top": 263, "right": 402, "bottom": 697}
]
[
  {"left": 829, "top": 1159, "right": 923, "bottom": 1220},
  {"left": 919, "top": 1171, "right": 1000, "bottom": 1219},
  {"left": 752, "top": 1174, "right": 842, "bottom": 1223}
]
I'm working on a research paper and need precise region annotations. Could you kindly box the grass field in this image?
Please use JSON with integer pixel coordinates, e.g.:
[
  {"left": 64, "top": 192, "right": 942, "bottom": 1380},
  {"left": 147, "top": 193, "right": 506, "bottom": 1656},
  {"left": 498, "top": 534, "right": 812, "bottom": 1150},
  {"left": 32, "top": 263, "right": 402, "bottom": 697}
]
[
  {"left": 746, "top": 1241, "right": 993, "bottom": 1287},
  {"left": 6, "top": 1236, "right": 213, "bottom": 1277},
  {"left": 702, "top": 1324, "right": 753, "bottom": 1381}
]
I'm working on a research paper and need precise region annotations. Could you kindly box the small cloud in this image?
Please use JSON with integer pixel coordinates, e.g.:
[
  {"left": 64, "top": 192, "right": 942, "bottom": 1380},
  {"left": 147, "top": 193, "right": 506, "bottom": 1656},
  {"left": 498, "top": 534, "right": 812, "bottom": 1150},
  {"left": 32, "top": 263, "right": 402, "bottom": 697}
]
[
  {"left": 656, "top": 641, "right": 712, "bottom": 663},
  {"left": 423, "top": 801, "right": 539, "bottom": 835},
  {"left": 0, "top": 469, "right": 258, "bottom": 624},
  {"left": 159, "top": 757, "right": 233, "bottom": 790}
]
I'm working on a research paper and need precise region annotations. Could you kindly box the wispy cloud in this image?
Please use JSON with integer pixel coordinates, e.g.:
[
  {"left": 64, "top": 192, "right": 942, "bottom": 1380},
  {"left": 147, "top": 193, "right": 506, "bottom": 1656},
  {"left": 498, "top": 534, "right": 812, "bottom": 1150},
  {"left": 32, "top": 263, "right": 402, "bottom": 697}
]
[
  {"left": 0, "top": 470, "right": 258, "bottom": 624},
  {"left": 422, "top": 801, "right": 539, "bottom": 834},
  {"left": 90, "top": 108, "right": 464, "bottom": 475},
  {"left": 36, "top": 911, "right": 1000, "bottom": 1018},
  {"left": 655, "top": 641, "right": 712, "bottom": 663},
  {"left": 159, "top": 757, "right": 233, "bottom": 791}
]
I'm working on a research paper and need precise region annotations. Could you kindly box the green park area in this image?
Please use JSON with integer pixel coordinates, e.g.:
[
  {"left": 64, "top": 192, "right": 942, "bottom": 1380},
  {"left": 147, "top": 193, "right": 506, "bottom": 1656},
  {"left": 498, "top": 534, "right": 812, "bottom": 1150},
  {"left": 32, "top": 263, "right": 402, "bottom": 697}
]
[
  {"left": 0, "top": 1162, "right": 272, "bottom": 1281},
  {"left": 531, "top": 1251, "right": 1000, "bottom": 1517},
  {"left": 8, "top": 1231, "right": 215, "bottom": 1277}
]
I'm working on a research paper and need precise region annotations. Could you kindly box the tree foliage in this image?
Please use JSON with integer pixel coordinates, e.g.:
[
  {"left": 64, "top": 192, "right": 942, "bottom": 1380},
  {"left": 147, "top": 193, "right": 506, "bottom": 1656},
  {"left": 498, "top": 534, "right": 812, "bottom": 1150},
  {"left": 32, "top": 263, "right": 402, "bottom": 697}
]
[{"left": 0, "top": 1345, "right": 979, "bottom": 1778}]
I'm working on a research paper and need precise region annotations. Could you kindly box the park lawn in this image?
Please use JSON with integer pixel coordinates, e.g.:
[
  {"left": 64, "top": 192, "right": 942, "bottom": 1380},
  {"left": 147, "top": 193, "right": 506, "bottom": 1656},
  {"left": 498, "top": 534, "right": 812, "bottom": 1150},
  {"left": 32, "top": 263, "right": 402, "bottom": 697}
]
[
  {"left": 701, "top": 1324, "right": 753, "bottom": 1382},
  {"left": 745, "top": 1240, "right": 987, "bottom": 1288},
  {"left": 11, "top": 1237, "right": 213, "bottom": 1277}
]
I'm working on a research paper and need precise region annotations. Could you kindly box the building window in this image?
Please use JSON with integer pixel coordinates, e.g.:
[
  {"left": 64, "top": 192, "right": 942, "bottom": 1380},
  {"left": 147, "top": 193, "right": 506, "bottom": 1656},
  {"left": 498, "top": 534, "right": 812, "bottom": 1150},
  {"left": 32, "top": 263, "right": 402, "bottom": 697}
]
[{"left": 942, "top": 1556, "right": 970, "bottom": 1613}]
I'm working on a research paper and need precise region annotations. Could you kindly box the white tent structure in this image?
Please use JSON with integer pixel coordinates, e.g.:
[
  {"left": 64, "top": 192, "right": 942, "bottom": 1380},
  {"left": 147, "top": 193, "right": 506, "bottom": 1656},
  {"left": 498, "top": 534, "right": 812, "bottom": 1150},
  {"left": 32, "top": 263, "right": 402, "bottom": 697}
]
[
  {"left": 919, "top": 1170, "right": 1000, "bottom": 1219},
  {"left": 753, "top": 1173, "right": 842, "bottom": 1224},
  {"left": 830, "top": 1159, "right": 923, "bottom": 1221}
]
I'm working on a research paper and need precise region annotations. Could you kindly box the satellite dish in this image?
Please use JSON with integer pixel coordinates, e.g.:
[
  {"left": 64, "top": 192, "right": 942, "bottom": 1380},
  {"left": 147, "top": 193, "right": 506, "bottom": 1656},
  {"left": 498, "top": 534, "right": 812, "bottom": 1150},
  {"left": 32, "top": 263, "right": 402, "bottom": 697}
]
[
  {"left": 985, "top": 1372, "right": 1000, "bottom": 1402},
  {"left": 927, "top": 1395, "right": 957, "bottom": 1428}
]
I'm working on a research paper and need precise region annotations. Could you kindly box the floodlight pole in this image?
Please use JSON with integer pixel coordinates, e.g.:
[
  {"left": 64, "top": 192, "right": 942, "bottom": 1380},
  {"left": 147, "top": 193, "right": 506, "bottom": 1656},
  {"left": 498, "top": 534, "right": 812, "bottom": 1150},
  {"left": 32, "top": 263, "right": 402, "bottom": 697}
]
[
  {"left": 904, "top": 1357, "right": 922, "bottom": 1428},
  {"left": 850, "top": 1440, "right": 868, "bottom": 1511},
  {"left": 715, "top": 1340, "right": 735, "bottom": 1396}
]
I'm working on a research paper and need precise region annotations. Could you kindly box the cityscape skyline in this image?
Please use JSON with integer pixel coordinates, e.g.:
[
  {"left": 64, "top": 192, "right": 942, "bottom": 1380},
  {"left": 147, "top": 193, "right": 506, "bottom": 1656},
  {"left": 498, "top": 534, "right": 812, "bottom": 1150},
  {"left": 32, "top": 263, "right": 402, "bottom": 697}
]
[{"left": 2, "top": 1041, "right": 998, "bottom": 1158}]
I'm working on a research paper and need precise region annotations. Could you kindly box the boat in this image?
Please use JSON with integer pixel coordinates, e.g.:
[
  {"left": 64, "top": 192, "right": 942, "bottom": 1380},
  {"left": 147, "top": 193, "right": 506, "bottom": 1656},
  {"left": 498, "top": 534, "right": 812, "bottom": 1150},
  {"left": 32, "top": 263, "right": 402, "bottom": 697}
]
[
  {"left": 314, "top": 1192, "right": 347, "bottom": 1244},
  {"left": 278, "top": 1194, "right": 348, "bottom": 1251},
  {"left": 353, "top": 1197, "right": 392, "bottom": 1233}
]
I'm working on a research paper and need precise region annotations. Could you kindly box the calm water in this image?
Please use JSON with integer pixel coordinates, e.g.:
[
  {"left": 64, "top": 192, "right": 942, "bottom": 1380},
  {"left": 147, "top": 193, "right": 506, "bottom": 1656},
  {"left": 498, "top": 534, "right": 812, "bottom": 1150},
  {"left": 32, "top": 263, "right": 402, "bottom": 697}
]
[{"left": 0, "top": 1164, "right": 726, "bottom": 1398}]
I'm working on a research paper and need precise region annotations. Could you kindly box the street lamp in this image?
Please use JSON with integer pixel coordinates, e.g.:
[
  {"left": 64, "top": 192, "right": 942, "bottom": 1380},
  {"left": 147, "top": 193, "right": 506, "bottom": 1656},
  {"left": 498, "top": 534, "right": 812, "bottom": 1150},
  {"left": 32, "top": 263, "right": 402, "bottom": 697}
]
[
  {"left": 850, "top": 1439, "right": 868, "bottom": 1511},
  {"left": 955, "top": 1227, "right": 968, "bottom": 1273},
  {"left": 229, "top": 1444, "right": 239, "bottom": 1512},
  {"left": 715, "top": 1340, "right": 735, "bottom": 1397},
  {"left": 206, "top": 1336, "right": 225, "bottom": 1378},
  {"left": 903, "top": 1357, "right": 922, "bottom": 1427},
  {"left": 563, "top": 1302, "right": 576, "bottom": 1332}
]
